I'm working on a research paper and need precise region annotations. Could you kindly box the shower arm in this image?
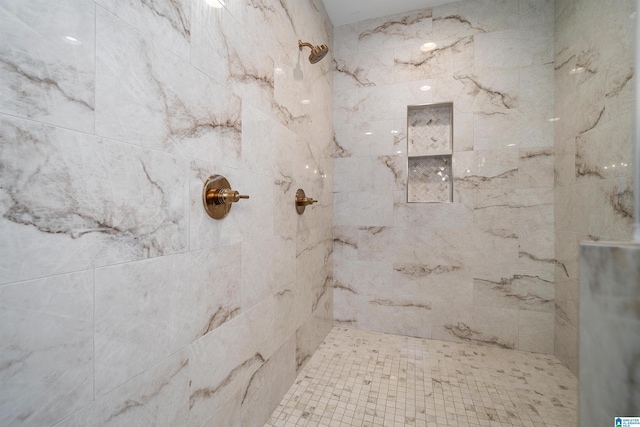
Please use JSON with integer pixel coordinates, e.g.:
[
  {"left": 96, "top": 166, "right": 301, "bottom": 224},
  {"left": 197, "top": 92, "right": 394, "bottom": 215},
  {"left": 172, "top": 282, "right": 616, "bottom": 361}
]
[{"left": 298, "top": 40, "right": 314, "bottom": 51}]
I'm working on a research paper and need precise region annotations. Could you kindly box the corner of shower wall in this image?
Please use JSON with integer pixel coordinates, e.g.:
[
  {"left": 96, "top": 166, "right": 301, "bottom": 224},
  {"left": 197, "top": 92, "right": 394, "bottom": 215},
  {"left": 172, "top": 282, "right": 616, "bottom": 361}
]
[{"left": 553, "top": 0, "right": 636, "bottom": 376}]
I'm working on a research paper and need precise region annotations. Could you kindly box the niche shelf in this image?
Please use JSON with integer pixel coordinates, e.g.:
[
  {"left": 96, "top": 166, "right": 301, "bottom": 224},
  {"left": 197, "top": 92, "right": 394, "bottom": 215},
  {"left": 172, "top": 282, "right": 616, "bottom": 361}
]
[{"left": 406, "top": 102, "right": 453, "bottom": 203}]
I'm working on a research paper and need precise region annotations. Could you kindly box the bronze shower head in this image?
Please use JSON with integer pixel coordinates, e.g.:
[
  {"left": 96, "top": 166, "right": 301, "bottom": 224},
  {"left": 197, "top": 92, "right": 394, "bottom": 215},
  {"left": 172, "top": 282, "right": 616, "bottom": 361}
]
[{"left": 298, "top": 39, "right": 329, "bottom": 64}]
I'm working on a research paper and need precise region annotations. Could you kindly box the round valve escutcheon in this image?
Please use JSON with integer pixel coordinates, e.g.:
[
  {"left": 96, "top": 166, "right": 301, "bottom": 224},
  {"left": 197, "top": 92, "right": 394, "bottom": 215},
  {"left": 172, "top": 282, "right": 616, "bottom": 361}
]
[
  {"left": 295, "top": 189, "right": 317, "bottom": 215},
  {"left": 202, "top": 175, "right": 249, "bottom": 220}
]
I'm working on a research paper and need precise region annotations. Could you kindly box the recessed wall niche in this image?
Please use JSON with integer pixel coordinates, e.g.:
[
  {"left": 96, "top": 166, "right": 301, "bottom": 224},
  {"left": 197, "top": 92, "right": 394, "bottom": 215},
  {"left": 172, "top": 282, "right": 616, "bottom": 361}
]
[{"left": 407, "top": 102, "right": 453, "bottom": 203}]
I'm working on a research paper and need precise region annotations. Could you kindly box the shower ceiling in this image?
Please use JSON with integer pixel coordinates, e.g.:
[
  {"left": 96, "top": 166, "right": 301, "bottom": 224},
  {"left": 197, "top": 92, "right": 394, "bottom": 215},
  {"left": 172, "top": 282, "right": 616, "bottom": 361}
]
[{"left": 322, "top": 0, "right": 459, "bottom": 26}]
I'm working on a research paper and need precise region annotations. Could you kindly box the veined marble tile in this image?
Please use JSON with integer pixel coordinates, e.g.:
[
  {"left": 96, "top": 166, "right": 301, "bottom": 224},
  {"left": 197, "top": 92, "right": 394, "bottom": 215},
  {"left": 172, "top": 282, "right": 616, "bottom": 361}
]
[
  {"left": 393, "top": 263, "right": 473, "bottom": 307},
  {"left": 191, "top": 0, "right": 274, "bottom": 111},
  {"left": 94, "top": 245, "right": 241, "bottom": 396},
  {"left": 604, "top": 63, "right": 634, "bottom": 123},
  {"left": 200, "top": 389, "right": 241, "bottom": 427},
  {"left": 474, "top": 106, "right": 555, "bottom": 150},
  {"left": 96, "top": 8, "right": 242, "bottom": 165},
  {"left": 518, "top": 228, "right": 555, "bottom": 283},
  {"left": 555, "top": 315, "right": 577, "bottom": 375},
  {"left": 0, "top": 271, "right": 93, "bottom": 427},
  {"left": 357, "top": 9, "right": 433, "bottom": 53},
  {"left": 232, "top": 0, "right": 295, "bottom": 56},
  {"left": 596, "top": 176, "right": 634, "bottom": 240},
  {"left": 453, "top": 112, "right": 474, "bottom": 152},
  {"left": 295, "top": 295, "right": 333, "bottom": 374},
  {"left": 333, "top": 22, "right": 359, "bottom": 57},
  {"left": 520, "top": 0, "right": 555, "bottom": 28},
  {"left": 188, "top": 297, "right": 276, "bottom": 424},
  {"left": 575, "top": 114, "right": 633, "bottom": 183},
  {"left": 333, "top": 157, "right": 359, "bottom": 193},
  {"left": 191, "top": 0, "right": 244, "bottom": 84},
  {"left": 0, "top": 115, "right": 188, "bottom": 285},
  {"left": 474, "top": 26, "right": 554, "bottom": 69},
  {"left": 356, "top": 155, "right": 406, "bottom": 193},
  {"left": 333, "top": 259, "right": 393, "bottom": 299},
  {"left": 555, "top": 278, "right": 578, "bottom": 328},
  {"left": 332, "top": 226, "right": 359, "bottom": 261},
  {"left": 312, "top": 289, "right": 334, "bottom": 335},
  {"left": 357, "top": 226, "right": 396, "bottom": 262},
  {"left": 272, "top": 64, "right": 321, "bottom": 134},
  {"left": 472, "top": 263, "right": 554, "bottom": 313},
  {"left": 518, "top": 147, "right": 554, "bottom": 189},
  {"left": 242, "top": 102, "right": 297, "bottom": 180},
  {"left": 473, "top": 188, "right": 554, "bottom": 230},
  {"left": 55, "top": 347, "right": 191, "bottom": 427},
  {"left": 357, "top": 297, "right": 433, "bottom": 339},
  {"left": 273, "top": 280, "right": 311, "bottom": 347},
  {"left": 391, "top": 227, "right": 519, "bottom": 268},
  {"left": 333, "top": 88, "right": 359, "bottom": 125},
  {"left": 242, "top": 234, "right": 296, "bottom": 311},
  {"left": 310, "top": 260, "right": 333, "bottom": 314},
  {"left": 554, "top": 59, "right": 607, "bottom": 145},
  {"left": 95, "top": 0, "right": 190, "bottom": 60},
  {"left": 0, "top": 0, "right": 95, "bottom": 133},
  {"left": 334, "top": 191, "right": 394, "bottom": 227},
  {"left": 392, "top": 189, "right": 474, "bottom": 229},
  {"left": 394, "top": 36, "right": 474, "bottom": 83},
  {"left": 272, "top": 178, "right": 298, "bottom": 238},
  {"left": 296, "top": 227, "right": 333, "bottom": 289},
  {"left": 453, "top": 149, "right": 519, "bottom": 190},
  {"left": 357, "top": 80, "right": 434, "bottom": 122},
  {"left": 390, "top": 118, "right": 408, "bottom": 153},
  {"left": 559, "top": 181, "right": 607, "bottom": 237},
  {"left": 333, "top": 288, "right": 359, "bottom": 328},
  {"left": 554, "top": 185, "right": 584, "bottom": 235},
  {"left": 432, "top": 0, "right": 518, "bottom": 39},
  {"left": 518, "top": 310, "right": 554, "bottom": 354},
  {"left": 554, "top": 231, "right": 578, "bottom": 283},
  {"left": 333, "top": 48, "right": 394, "bottom": 90},
  {"left": 432, "top": 304, "right": 518, "bottom": 350},
  {"left": 240, "top": 336, "right": 296, "bottom": 427},
  {"left": 451, "top": 69, "right": 519, "bottom": 115},
  {"left": 519, "top": 65, "right": 554, "bottom": 109},
  {"left": 352, "top": 120, "right": 402, "bottom": 157},
  {"left": 554, "top": 136, "right": 576, "bottom": 188},
  {"left": 332, "top": 123, "right": 356, "bottom": 160}
]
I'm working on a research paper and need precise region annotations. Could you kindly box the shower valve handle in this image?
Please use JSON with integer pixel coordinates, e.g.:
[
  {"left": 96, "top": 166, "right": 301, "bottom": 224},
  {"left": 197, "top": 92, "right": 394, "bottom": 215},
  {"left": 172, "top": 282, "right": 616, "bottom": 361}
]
[
  {"left": 207, "top": 188, "right": 250, "bottom": 206},
  {"left": 296, "top": 196, "right": 317, "bottom": 207},
  {"left": 202, "top": 175, "right": 249, "bottom": 219},
  {"left": 295, "top": 189, "right": 317, "bottom": 215}
]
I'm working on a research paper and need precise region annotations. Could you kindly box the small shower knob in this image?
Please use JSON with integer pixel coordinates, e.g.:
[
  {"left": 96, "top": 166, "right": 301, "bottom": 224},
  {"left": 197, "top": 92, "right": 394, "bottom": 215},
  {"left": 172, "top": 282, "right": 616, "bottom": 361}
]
[
  {"left": 206, "top": 188, "right": 249, "bottom": 206},
  {"left": 202, "top": 175, "right": 249, "bottom": 220},
  {"left": 296, "top": 189, "right": 317, "bottom": 215}
]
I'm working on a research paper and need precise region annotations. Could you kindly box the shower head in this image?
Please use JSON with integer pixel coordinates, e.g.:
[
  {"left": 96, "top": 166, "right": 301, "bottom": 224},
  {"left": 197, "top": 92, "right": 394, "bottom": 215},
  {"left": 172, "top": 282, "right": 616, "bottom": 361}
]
[{"left": 298, "top": 39, "right": 329, "bottom": 64}]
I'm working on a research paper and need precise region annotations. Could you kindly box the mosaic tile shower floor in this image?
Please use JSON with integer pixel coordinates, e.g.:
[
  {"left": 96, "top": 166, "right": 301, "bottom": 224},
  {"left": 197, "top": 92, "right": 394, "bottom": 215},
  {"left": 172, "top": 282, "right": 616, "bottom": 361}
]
[{"left": 265, "top": 328, "right": 577, "bottom": 427}]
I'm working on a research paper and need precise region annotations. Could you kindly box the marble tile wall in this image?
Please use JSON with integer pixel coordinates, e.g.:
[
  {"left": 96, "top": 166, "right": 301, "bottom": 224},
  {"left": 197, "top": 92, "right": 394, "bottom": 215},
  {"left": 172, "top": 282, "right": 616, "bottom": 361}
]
[
  {"left": 0, "top": 0, "right": 333, "bottom": 426},
  {"left": 579, "top": 242, "right": 640, "bottom": 426},
  {"left": 554, "top": 0, "right": 636, "bottom": 375},
  {"left": 332, "top": 0, "right": 556, "bottom": 354}
]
